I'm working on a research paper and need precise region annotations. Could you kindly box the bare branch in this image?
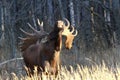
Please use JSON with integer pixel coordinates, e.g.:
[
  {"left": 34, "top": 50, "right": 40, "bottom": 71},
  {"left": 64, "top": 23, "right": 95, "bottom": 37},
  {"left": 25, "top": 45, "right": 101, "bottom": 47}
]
[{"left": 0, "top": 58, "right": 23, "bottom": 66}]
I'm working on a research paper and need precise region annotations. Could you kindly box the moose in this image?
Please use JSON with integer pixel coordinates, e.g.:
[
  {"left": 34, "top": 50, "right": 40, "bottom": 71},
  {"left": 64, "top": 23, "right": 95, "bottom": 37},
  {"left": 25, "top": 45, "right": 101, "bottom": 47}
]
[{"left": 19, "top": 19, "right": 77, "bottom": 77}]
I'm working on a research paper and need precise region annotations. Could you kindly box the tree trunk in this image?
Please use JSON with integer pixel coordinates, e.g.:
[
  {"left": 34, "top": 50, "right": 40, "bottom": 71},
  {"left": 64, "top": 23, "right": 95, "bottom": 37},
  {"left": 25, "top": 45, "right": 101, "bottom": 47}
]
[
  {"left": 112, "top": 0, "right": 120, "bottom": 44},
  {"left": 47, "top": 0, "right": 54, "bottom": 26},
  {"left": 57, "top": 0, "right": 65, "bottom": 19},
  {"left": 81, "top": 1, "right": 93, "bottom": 51},
  {"left": 69, "top": 0, "right": 75, "bottom": 26}
]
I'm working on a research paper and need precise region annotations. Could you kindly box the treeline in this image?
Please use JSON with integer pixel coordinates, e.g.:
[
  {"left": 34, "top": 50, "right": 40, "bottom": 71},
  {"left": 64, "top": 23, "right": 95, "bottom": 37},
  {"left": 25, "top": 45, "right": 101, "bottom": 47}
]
[{"left": 0, "top": 0, "right": 120, "bottom": 59}]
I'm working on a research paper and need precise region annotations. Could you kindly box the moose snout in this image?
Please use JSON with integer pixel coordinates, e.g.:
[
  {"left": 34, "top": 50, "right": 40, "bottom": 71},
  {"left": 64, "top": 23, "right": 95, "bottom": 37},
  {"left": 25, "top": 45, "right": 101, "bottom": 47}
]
[{"left": 66, "top": 44, "right": 72, "bottom": 49}]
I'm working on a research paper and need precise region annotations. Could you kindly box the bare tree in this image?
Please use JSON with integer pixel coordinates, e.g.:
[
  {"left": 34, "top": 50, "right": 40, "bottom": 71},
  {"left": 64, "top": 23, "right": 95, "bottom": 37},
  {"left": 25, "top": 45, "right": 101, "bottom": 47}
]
[
  {"left": 112, "top": 0, "right": 120, "bottom": 44},
  {"left": 69, "top": 0, "right": 75, "bottom": 26}
]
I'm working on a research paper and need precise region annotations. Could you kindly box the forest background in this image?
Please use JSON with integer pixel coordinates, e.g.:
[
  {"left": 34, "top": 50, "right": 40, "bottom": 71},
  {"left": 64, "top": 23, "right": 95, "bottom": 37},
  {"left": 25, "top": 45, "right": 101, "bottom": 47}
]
[{"left": 0, "top": 0, "right": 120, "bottom": 72}]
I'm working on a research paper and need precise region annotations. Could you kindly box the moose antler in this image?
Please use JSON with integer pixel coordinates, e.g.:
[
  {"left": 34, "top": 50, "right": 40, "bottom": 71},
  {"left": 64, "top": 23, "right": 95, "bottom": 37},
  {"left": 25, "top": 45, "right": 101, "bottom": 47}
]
[
  {"left": 20, "top": 19, "right": 47, "bottom": 38},
  {"left": 19, "top": 19, "right": 48, "bottom": 52},
  {"left": 61, "top": 18, "right": 78, "bottom": 49},
  {"left": 62, "top": 18, "right": 78, "bottom": 36}
]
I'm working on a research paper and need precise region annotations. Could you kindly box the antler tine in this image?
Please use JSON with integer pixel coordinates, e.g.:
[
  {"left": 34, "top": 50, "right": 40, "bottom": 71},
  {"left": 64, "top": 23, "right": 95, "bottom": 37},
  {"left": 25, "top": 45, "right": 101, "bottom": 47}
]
[
  {"left": 63, "top": 18, "right": 70, "bottom": 29},
  {"left": 73, "top": 30, "right": 78, "bottom": 36},
  {"left": 27, "top": 23, "right": 39, "bottom": 33},
  {"left": 37, "top": 19, "right": 43, "bottom": 30},
  {"left": 70, "top": 26, "right": 75, "bottom": 33},
  {"left": 18, "top": 37, "right": 26, "bottom": 40},
  {"left": 71, "top": 25, "right": 78, "bottom": 36},
  {"left": 20, "top": 28, "right": 34, "bottom": 36}
]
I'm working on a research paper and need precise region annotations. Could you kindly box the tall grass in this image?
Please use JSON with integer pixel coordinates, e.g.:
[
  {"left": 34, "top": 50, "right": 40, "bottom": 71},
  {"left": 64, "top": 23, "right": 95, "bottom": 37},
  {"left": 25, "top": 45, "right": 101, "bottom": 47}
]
[
  {"left": 0, "top": 46, "right": 120, "bottom": 80},
  {"left": 0, "top": 64, "right": 120, "bottom": 80}
]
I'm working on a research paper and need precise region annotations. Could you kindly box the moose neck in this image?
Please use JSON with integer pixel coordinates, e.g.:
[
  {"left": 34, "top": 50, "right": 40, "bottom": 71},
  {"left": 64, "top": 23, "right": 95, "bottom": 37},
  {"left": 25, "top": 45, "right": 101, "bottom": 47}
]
[
  {"left": 49, "top": 28, "right": 63, "bottom": 52},
  {"left": 55, "top": 31, "right": 62, "bottom": 51}
]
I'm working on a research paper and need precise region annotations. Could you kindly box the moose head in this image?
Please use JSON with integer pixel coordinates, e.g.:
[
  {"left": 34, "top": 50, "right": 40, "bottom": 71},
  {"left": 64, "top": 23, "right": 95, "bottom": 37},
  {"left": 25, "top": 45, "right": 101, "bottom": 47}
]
[{"left": 54, "top": 19, "right": 77, "bottom": 49}]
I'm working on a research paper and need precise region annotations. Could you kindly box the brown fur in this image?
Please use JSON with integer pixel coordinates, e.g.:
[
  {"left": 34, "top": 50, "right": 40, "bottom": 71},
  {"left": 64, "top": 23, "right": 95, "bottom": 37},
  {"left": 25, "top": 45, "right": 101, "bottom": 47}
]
[{"left": 20, "top": 20, "right": 77, "bottom": 77}]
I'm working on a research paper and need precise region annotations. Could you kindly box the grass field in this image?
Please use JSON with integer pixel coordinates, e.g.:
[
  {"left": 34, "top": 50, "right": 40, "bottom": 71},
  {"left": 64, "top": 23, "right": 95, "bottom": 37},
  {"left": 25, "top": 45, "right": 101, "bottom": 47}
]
[
  {"left": 0, "top": 63, "right": 120, "bottom": 80},
  {"left": 0, "top": 46, "right": 120, "bottom": 80}
]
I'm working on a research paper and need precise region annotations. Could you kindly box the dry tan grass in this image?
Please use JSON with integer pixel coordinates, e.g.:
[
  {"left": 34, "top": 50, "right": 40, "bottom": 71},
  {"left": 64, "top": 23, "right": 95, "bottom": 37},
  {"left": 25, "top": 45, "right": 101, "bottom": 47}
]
[
  {"left": 0, "top": 64, "right": 120, "bottom": 80},
  {"left": 0, "top": 46, "right": 120, "bottom": 80}
]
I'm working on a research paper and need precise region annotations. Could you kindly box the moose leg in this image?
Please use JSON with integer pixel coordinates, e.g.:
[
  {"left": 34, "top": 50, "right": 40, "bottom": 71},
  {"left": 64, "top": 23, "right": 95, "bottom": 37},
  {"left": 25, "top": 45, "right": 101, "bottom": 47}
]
[
  {"left": 55, "top": 61, "right": 61, "bottom": 78},
  {"left": 23, "top": 65, "right": 34, "bottom": 77},
  {"left": 43, "top": 61, "right": 50, "bottom": 75}
]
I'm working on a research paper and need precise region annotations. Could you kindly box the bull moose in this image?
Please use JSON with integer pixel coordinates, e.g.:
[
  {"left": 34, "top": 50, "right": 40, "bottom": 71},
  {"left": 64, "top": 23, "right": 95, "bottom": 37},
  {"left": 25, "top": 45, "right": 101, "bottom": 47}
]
[{"left": 19, "top": 19, "right": 77, "bottom": 77}]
